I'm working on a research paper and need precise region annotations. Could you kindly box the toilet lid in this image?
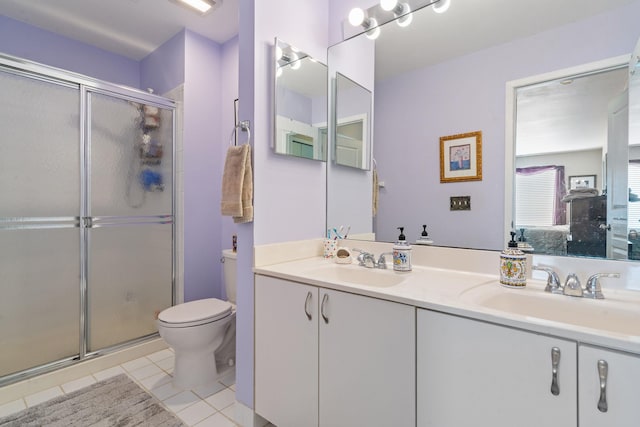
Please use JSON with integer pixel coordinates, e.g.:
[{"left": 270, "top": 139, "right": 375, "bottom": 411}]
[{"left": 158, "top": 298, "right": 232, "bottom": 327}]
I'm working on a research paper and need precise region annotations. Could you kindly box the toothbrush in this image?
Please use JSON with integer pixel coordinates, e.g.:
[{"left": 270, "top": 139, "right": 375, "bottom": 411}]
[{"left": 344, "top": 226, "right": 351, "bottom": 239}]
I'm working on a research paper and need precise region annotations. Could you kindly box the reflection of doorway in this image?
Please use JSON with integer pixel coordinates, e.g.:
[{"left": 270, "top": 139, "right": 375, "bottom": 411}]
[
  {"left": 336, "top": 114, "right": 366, "bottom": 168},
  {"left": 506, "top": 59, "right": 629, "bottom": 258}
]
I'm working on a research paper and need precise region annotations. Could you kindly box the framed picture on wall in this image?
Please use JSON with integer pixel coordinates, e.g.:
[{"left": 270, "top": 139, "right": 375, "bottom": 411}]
[
  {"left": 569, "top": 175, "right": 596, "bottom": 190},
  {"left": 440, "top": 131, "right": 482, "bottom": 183}
]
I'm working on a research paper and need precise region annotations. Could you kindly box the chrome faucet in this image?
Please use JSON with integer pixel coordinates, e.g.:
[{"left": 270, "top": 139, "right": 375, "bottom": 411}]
[
  {"left": 532, "top": 265, "right": 620, "bottom": 299},
  {"left": 352, "top": 249, "right": 391, "bottom": 269},
  {"left": 352, "top": 249, "right": 378, "bottom": 268},
  {"left": 533, "top": 265, "right": 563, "bottom": 294},
  {"left": 584, "top": 273, "right": 620, "bottom": 299},
  {"left": 563, "top": 273, "right": 584, "bottom": 297}
]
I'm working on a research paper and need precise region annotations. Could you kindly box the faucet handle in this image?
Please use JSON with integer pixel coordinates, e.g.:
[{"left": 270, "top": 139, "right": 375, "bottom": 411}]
[
  {"left": 563, "top": 273, "right": 584, "bottom": 297},
  {"left": 352, "top": 248, "right": 374, "bottom": 267},
  {"left": 533, "top": 265, "right": 562, "bottom": 294},
  {"left": 377, "top": 252, "right": 394, "bottom": 269},
  {"left": 584, "top": 273, "right": 620, "bottom": 299}
]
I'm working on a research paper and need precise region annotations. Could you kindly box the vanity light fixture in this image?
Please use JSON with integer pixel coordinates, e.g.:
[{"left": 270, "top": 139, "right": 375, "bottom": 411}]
[
  {"left": 275, "top": 48, "right": 301, "bottom": 78},
  {"left": 380, "top": 0, "right": 413, "bottom": 27},
  {"left": 348, "top": 8, "right": 381, "bottom": 40},
  {"left": 169, "top": 0, "right": 218, "bottom": 15},
  {"left": 432, "top": 0, "right": 451, "bottom": 14}
]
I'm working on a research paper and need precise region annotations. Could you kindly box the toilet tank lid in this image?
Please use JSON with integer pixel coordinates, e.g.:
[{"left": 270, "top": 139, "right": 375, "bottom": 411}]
[
  {"left": 222, "top": 249, "right": 237, "bottom": 259},
  {"left": 158, "top": 298, "right": 232, "bottom": 324}
]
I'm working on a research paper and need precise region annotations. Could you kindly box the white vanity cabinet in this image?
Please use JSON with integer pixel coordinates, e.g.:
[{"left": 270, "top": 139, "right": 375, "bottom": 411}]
[
  {"left": 254, "top": 275, "right": 416, "bottom": 427},
  {"left": 255, "top": 275, "right": 318, "bottom": 427},
  {"left": 578, "top": 345, "right": 640, "bottom": 427},
  {"left": 417, "top": 309, "right": 577, "bottom": 427}
]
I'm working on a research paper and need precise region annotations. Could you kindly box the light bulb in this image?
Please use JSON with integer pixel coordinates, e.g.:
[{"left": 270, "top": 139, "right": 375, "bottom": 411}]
[
  {"left": 348, "top": 8, "right": 365, "bottom": 26},
  {"left": 380, "top": 0, "right": 398, "bottom": 11},
  {"left": 365, "top": 18, "right": 380, "bottom": 40},
  {"left": 433, "top": 0, "right": 450, "bottom": 14},
  {"left": 275, "top": 45, "right": 283, "bottom": 61},
  {"left": 396, "top": 3, "right": 412, "bottom": 27}
]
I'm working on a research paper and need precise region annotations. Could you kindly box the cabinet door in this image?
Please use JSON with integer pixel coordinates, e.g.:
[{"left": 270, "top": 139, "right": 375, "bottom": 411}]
[
  {"left": 579, "top": 345, "right": 640, "bottom": 427},
  {"left": 255, "top": 276, "right": 318, "bottom": 427},
  {"left": 319, "top": 289, "right": 415, "bottom": 427},
  {"left": 417, "top": 309, "right": 577, "bottom": 427}
]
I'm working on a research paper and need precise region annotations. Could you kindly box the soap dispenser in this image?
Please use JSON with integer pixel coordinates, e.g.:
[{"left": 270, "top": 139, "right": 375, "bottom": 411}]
[
  {"left": 499, "top": 231, "right": 527, "bottom": 288},
  {"left": 416, "top": 224, "right": 434, "bottom": 245},
  {"left": 393, "top": 227, "right": 412, "bottom": 272}
]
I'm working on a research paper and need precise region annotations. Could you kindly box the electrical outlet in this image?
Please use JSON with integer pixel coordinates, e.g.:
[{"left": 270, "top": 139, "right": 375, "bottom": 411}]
[{"left": 450, "top": 196, "right": 471, "bottom": 211}]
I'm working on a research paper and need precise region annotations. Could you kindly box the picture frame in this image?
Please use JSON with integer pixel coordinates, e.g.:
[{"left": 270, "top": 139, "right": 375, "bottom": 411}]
[
  {"left": 440, "top": 131, "right": 482, "bottom": 183},
  {"left": 569, "top": 175, "right": 596, "bottom": 190}
]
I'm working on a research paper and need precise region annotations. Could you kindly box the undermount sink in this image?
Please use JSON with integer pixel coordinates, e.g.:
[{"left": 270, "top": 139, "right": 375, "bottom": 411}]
[
  {"left": 460, "top": 283, "right": 640, "bottom": 337},
  {"left": 304, "top": 264, "right": 407, "bottom": 288}
]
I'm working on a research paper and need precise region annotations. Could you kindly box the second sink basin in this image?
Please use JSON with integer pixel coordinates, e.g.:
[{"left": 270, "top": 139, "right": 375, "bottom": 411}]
[
  {"left": 304, "top": 264, "right": 407, "bottom": 288},
  {"left": 461, "top": 283, "right": 640, "bottom": 337}
]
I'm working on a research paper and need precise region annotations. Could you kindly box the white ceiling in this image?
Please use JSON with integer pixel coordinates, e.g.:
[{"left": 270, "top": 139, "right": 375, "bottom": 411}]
[
  {"left": 374, "top": 0, "right": 637, "bottom": 81},
  {"left": 0, "top": 0, "right": 239, "bottom": 60}
]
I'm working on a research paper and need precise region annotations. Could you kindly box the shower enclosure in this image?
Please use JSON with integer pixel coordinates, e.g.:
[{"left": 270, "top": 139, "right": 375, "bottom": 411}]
[{"left": 0, "top": 55, "right": 176, "bottom": 385}]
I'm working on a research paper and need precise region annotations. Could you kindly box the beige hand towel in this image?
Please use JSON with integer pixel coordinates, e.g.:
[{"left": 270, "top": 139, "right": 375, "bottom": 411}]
[
  {"left": 233, "top": 144, "right": 253, "bottom": 224},
  {"left": 221, "top": 144, "right": 253, "bottom": 223}
]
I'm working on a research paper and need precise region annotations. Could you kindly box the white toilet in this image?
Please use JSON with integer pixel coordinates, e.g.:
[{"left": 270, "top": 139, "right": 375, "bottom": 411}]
[{"left": 157, "top": 249, "right": 237, "bottom": 389}]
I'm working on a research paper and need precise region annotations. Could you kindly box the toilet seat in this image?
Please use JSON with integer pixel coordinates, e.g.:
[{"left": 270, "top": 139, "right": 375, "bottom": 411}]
[{"left": 158, "top": 298, "right": 232, "bottom": 328}]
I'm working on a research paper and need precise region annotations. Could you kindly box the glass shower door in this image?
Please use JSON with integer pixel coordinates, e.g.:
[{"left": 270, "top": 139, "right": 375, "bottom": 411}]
[
  {"left": 0, "top": 69, "right": 81, "bottom": 378},
  {"left": 86, "top": 91, "right": 174, "bottom": 352}
]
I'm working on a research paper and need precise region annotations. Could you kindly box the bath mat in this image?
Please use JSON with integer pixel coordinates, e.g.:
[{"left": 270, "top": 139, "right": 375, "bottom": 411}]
[{"left": 0, "top": 374, "right": 185, "bottom": 427}]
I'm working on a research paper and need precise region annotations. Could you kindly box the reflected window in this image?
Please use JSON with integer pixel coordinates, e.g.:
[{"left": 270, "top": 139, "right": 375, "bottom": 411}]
[{"left": 515, "top": 166, "right": 567, "bottom": 226}]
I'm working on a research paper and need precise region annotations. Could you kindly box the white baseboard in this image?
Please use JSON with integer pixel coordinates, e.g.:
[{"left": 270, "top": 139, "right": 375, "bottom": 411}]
[{"left": 235, "top": 400, "right": 269, "bottom": 427}]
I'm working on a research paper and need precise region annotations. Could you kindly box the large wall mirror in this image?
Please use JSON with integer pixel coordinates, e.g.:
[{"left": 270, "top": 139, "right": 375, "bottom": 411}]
[
  {"left": 274, "top": 38, "right": 328, "bottom": 161},
  {"left": 327, "top": 0, "right": 640, "bottom": 261}
]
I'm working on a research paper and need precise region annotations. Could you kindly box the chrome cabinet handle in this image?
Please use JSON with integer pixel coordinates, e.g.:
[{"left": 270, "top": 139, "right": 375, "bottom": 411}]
[
  {"left": 304, "top": 291, "right": 312, "bottom": 321},
  {"left": 550, "top": 347, "right": 560, "bottom": 396},
  {"left": 321, "top": 293, "right": 329, "bottom": 324},
  {"left": 597, "top": 360, "right": 608, "bottom": 413}
]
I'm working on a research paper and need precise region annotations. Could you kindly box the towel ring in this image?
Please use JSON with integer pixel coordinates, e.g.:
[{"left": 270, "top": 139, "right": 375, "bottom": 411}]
[{"left": 230, "top": 120, "right": 251, "bottom": 146}]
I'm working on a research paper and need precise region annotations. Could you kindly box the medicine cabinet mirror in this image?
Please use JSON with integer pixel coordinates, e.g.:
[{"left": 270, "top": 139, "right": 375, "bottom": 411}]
[
  {"left": 334, "top": 72, "right": 372, "bottom": 170},
  {"left": 273, "top": 38, "right": 328, "bottom": 162}
]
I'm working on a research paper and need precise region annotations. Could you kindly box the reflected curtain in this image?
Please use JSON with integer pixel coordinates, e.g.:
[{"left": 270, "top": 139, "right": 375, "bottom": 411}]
[{"left": 516, "top": 165, "right": 567, "bottom": 225}]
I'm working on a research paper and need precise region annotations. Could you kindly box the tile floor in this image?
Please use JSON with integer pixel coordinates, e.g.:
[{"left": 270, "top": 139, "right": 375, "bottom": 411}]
[{"left": 0, "top": 348, "right": 241, "bottom": 427}]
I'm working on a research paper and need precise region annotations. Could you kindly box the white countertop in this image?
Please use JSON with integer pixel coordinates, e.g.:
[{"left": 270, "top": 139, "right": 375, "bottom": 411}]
[{"left": 255, "top": 256, "right": 640, "bottom": 355}]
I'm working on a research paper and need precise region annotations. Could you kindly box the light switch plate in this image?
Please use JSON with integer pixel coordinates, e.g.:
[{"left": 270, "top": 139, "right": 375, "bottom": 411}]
[{"left": 450, "top": 196, "right": 471, "bottom": 211}]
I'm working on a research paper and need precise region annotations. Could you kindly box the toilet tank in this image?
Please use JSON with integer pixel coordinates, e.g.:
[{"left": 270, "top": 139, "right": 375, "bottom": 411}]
[{"left": 222, "top": 249, "right": 237, "bottom": 304}]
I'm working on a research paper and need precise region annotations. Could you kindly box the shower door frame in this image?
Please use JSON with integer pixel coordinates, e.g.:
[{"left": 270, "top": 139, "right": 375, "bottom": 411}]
[{"left": 0, "top": 54, "right": 177, "bottom": 386}]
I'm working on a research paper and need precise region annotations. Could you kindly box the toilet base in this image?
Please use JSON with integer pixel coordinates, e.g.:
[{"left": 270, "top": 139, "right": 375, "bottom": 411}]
[{"left": 173, "top": 350, "right": 219, "bottom": 389}]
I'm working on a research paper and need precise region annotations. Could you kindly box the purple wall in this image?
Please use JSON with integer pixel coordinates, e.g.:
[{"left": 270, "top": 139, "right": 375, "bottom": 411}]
[
  {"left": 0, "top": 16, "right": 140, "bottom": 88},
  {"left": 219, "top": 36, "right": 240, "bottom": 299},
  {"left": 277, "top": 86, "right": 313, "bottom": 122},
  {"left": 236, "top": 0, "right": 329, "bottom": 410},
  {"left": 140, "top": 31, "right": 186, "bottom": 95},
  {"left": 373, "top": 1, "right": 640, "bottom": 249},
  {"left": 182, "top": 30, "right": 224, "bottom": 302}
]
